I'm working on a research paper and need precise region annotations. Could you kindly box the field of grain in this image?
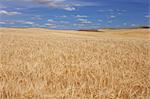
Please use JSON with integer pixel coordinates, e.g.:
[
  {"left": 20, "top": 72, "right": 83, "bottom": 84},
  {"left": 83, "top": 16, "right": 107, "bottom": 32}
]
[{"left": 0, "top": 28, "right": 150, "bottom": 99}]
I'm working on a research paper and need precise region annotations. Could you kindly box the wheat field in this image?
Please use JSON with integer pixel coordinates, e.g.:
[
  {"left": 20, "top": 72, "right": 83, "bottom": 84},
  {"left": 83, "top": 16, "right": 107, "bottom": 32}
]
[{"left": 0, "top": 28, "right": 150, "bottom": 99}]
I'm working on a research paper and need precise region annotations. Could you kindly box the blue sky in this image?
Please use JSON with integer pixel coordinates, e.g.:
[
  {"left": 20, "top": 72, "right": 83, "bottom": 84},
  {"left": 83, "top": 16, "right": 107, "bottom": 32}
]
[{"left": 0, "top": 0, "right": 149, "bottom": 29}]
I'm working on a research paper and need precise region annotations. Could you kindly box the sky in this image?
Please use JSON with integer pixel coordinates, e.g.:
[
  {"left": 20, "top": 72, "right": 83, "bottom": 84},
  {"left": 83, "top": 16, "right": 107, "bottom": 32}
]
[{"left": 0, "top": 0, "right": 149, "bottom": 30}]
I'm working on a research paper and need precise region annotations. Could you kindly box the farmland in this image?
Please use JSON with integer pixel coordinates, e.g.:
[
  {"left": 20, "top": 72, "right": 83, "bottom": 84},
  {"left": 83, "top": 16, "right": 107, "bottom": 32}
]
[{"left": 0, "top": 28, "right": 150, "bottom": 99}]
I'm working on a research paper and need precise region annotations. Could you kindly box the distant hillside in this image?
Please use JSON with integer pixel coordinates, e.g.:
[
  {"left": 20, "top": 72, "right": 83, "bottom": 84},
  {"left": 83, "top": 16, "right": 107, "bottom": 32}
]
[
  {"left": 78, "top": 29, "right": 99, "bottom": 32},
  {"left": 136, "top": 26, "right": 150, "bottom": 29},
  {"left": 78, "top": 26, "right": 150, "bottom": 32}
]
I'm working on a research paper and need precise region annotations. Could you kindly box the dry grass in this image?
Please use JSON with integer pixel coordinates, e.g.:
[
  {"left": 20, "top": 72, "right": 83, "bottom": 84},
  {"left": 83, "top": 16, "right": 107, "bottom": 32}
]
[{"left": 0, "top": 28, "right": 150, "bottom": 99}]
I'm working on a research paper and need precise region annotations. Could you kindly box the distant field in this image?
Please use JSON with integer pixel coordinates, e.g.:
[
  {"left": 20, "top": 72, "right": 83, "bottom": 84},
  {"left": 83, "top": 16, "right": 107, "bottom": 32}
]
[{"left": 0, "top": 28, "right": 150, "bottom": 99}]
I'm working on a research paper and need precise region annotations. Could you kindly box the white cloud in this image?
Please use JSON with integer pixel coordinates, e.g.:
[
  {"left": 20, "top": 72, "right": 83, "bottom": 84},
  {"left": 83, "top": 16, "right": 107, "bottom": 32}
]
[
  {"left": 108, "top": 9, "right": 114, "bottom": 12},
  {"left": 56, "top": 15, "right": 67, "bottom": 18},
  {"left": 145, "top": 15, "right": 150, "bottom": 18},
  {"left": 18, "top": 21, "right": 34, "bottom": 25},
  {"left": 31, "top": 16, "right": 43, "bottom": 20},
  {"left": 64, "top": 7, "right": 76, "bottom": 11},
  {"left": 27, "top": 0, "right": 96, "bottom": 11},
  {"left": 98, "top": 10, "right": 105, "bottom": 12},
  {"left": 73, "top": 23, "right": 85, "bottom": 27},
  {"left": 118, "top": 13, "right": 122, "bottom": 15},
  {"left": 116, "top": 9, "right": 127, "bottom": 12},
  {"left": 45, "top": 23, "right": 57, "bottom": 28},
  {"left": 59, "top": 21, "right": 69, "bottom": 24},
  {"left": 0, "top": 20, "right": 46, "bottom": 28},
  {"left": 78, "top": 19, "right": 92, "bottom": 24},
  {"left": 48, "top": 19, "right": 55, "bottom": 22},
  {"left": 131, "top": 24, "right": 136, "bottom": 27},
  {"left": 108, "top": 20, "right": 113, "bottom": 23},
  {"left": 23, "top": 21, "right": 34, "bottom": 25},
  {"left": 0, "top": 20, "right": 34, "bottom": 25},
  {"left": 76, "top": 15, "right": 88, "bottom": 18},
  {"left": 109, "top": 15, "right": 116, "bottom": 18},
  {"left": 123, "top": 22, "right": 127, "bottom": 26},
  {"left": 47, "top": 19, "right": 69, "bottom": 25},
  {"left": 0, "top": 22, "right": 6, "bottom": 24},
  {"left": 98, "top": 19, "right": 103, "bottom": 22},
  {"left": 46, "top": 19, "right": 69, "bottom": 28},
  {"left": 98, "top": 9, "right": 127, "bottom": 13},
  {"left": 0, "top": 5, "right": 7, "bottom": 9},
  {"left": 1, "top": 0, "right": 97, "bottom": 11},
  {"left": 0, "top": 10, "right": 22, "bottom": 16},
  {"left": 45, "top": 23, "right": 54, "bottom": 26}
]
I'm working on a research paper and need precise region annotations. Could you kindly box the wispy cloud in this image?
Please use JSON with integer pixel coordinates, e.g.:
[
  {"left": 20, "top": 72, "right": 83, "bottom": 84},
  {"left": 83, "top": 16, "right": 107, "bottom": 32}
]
[
  {"left": 109, "top": 15, "right": 116, "bottom": 18},
  {"left": 31, "top": 16, "right": 43, "bottom": 20},
  {"left": 27, "top": 0, "right": 97, "bottom": 11},
  {"left": 48, "top": 19, "right": 55, "bottom": 22},
  {"left": 145, "top": 15, "right": 150, "bottom": 18},
  {"left": 131, "top": 24, "right": 136, "bottom": 27},
  {"left": 0, "top": 10, "right": 22, "bottom": 16},
  {"left": 75, "top": 15, "right": 88, "bottom": 18},
  {"left": 0, "top": 20, "right": 34, "bottom": 25},
  {"left": 46, "top": 18, "right": 70, "bottom": 29},
  {"left": 0, "top": 5, "right": 7, "bottom": 9},
  {"left": 123, "top": 22, "right": 127, "bottom": 26},
  {"left": 78, "top": 19, "right": 92, "bottom": 24},
  {"left": 64, "top": 7, "right": 76, "bottom": 11},
  {"left": 98, "top": 9, "right": 127, "bottom": 13},
  {"left": 0, "top": 21, "right": 6, "bottom": 24},
  {"left": 0, "top": 0, "right": 148, "bottom": 29},
  {"left": 108, "top": 20, "right": 113, "bottom": 23},
  {"left": 98, "top": 19, "right": 103, "bottom": 22},
  {"left": 55, "top": 15, "right": 67, "bottom": 18},
  {"left": 45, "top": 23, "right": 57, "bottom": 28}
]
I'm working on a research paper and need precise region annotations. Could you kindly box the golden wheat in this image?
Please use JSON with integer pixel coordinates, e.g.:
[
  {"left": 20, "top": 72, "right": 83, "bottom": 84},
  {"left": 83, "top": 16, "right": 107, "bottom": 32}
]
[{"left": 0, "top": 28, "right": 150, "bottom": 99}]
